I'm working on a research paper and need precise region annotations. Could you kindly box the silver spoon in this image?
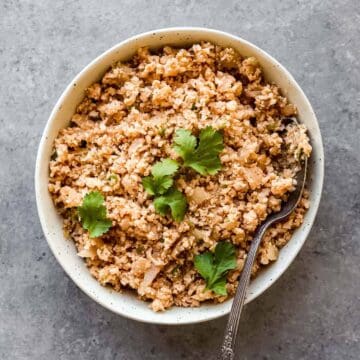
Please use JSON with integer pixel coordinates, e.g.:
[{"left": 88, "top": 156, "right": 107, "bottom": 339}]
[{"left": 219, "top": 122, "right": 308, "bottom": 360}]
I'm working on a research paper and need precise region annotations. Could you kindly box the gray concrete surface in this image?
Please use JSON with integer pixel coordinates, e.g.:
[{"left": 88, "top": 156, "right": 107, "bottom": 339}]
[{"left": 1, "top": 0, "right": 359, "bottom": 359}]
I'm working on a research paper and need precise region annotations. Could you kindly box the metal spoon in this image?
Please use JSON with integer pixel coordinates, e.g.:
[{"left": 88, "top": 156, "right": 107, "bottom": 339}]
[{"left": 219, "top": 122, "right": 308, "bottom": 360}]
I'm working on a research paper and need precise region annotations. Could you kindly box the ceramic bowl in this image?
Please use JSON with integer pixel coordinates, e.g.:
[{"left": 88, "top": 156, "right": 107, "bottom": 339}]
[{"left": 35, "top": 27, "right": 324, "bottom": 324}]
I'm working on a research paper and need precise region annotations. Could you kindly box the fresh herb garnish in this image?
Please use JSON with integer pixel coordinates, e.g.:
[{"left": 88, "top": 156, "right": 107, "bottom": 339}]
[
  {"left": 77, "top": 191, "right": 112, "bottom": 238},
  {"left": 173, "top": 126, "right": 224, "bottom": 175},
  {"left": 154, "top": 188, "right": 187, "bottom": 222},
  {"left": 142, "top": 126, "right": 224, "bottom": 222},
  {"left": 194, "top": 241, "right": 237, "bottom": 295},
  {"left": 142, "top": 158, "right": 179, "bottom": 196},
  {"left": 142, "top": 159, "right": 186, "bottom": 221}
]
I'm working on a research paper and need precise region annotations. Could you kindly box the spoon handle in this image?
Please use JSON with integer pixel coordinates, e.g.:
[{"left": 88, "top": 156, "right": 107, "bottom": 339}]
[{"left": 219, "top": 221, "right": 270, "bottom": 360}]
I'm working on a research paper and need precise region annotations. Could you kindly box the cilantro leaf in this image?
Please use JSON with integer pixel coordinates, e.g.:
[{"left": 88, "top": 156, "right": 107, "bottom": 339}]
[
  {"left": 142, "top": 159, "right": 186, "bottom": 222},
  {"left": 142, "top": 159, "right": 179, "bottom": 196},
  {"left": 214, "top": 241, "right": 238, "bottom": 274},
  {"left": 151, "top": 158, "right": 179, "bottom": 178},
  {"left": 77, "top": 191, "right": 112, "bottom": 238},
  {"left": 210, "top": 277, "right": 228, "bottom": 296},
  {"left": 173, "top": 126, "right": 224, "bottom": 175},
  {"left": 193, "top": 251, "right": 213, "bottom": 281},
  {"left": 142, "top": 175, "right": 173, "bottom": 196},
  {"left": 173, "top": 129, "right": 197, "bottom": 159},
  {"left": 153, "top": 188, "right": 187, "bottom": 222},
  {"left": 194, "top": 241, "right": 237, "bottom": 295}
]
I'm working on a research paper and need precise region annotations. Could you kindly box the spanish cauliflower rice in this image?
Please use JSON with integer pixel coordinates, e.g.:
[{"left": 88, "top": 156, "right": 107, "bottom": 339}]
[{"left": 48, "top": 42, "right": 311, "bottom": 311}]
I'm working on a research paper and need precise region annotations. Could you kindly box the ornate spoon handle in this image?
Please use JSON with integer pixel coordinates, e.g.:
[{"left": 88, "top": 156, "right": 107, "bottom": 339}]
[{"left": 219, "top": 221, "right": 270, "bottom": 360}]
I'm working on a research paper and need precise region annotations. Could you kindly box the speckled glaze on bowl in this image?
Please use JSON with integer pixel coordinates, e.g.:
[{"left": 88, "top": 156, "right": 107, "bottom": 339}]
[{"left": 35, "top": 27, "right": 324, "bottom": 325}]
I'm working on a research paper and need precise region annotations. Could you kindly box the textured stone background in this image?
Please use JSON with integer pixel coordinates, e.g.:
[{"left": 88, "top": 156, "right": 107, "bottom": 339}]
[{"left": 1, "top": 0, "right": 359, "bottom": 359}]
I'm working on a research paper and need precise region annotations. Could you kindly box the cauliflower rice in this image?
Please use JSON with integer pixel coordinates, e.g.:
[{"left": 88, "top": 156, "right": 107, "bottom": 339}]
[{"left": 48, "top": 42, "right": 311, "bottom": 312}]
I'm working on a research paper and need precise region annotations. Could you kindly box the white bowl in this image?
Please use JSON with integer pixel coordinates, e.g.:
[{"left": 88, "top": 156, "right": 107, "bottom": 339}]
[{"left": 35, "top": 27, "right": 324, "bottom": 325}]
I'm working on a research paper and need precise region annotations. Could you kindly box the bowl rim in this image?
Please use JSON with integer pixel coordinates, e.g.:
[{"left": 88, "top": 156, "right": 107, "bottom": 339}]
[{"left": 35, "top": 27, "right": 324, "bottom": 325}]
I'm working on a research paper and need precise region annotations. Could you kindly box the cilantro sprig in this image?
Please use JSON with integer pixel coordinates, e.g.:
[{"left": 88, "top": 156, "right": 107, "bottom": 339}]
[
  {"left": 142, "top": 158, "right": 179, "bottom": 196},
  {"left": 142, "top": 126, "right": 224, "bottom": 222},
  {"left": 173, "top": 126, "right": 224, "bottom": 176},
  {"left": 154, "top": 188, "right": 187, "bottom": 222},
  {"left": 194, "top": 242, "right": 237, "bottom": 295},
  {"left": 77, "top": 191, "right": 112, "bottom": 238},
  {"left": 142, "top": 159, "right": 187, "bottom": 222}
]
